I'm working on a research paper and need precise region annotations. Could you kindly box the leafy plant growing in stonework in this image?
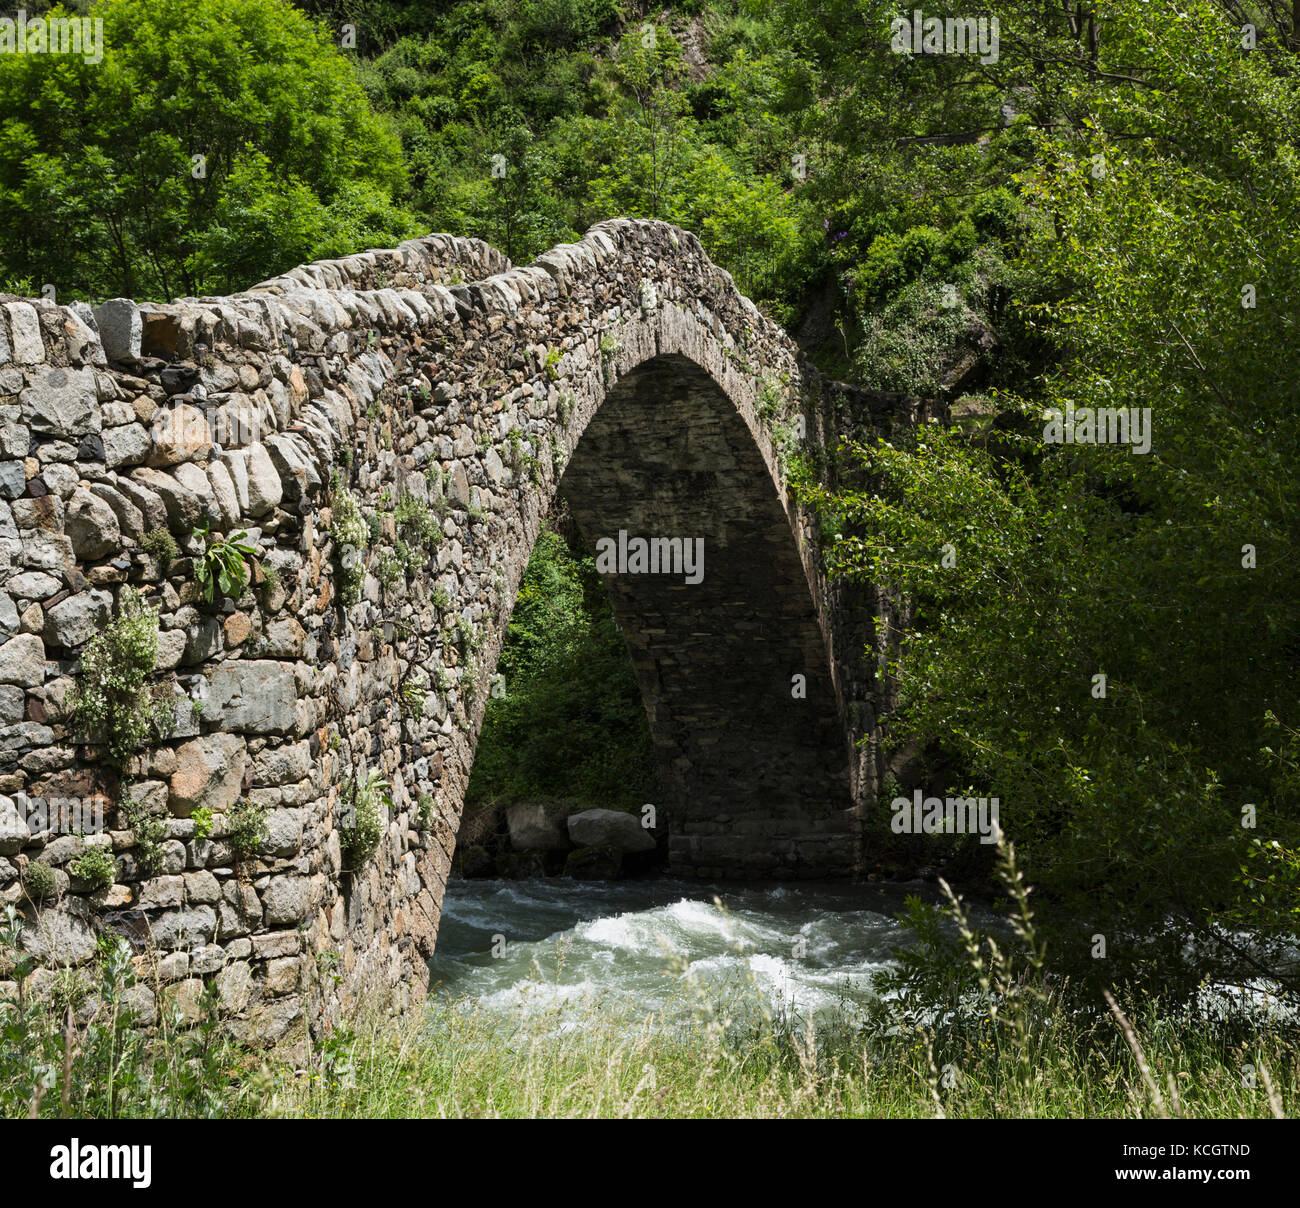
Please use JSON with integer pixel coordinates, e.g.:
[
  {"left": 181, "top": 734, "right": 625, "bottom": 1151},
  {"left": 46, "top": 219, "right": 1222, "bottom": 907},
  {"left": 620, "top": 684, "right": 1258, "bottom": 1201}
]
[
  {"left": 340, "top": 768, "right": 390, "bottom": 870},
  {"left": 260, "top": 564, "right": 282, "bottom": 605},
  {"left": 140, "top": 528, "right": 178, "bottom": 568},
  {"left": 21, "top": 860, "right": 56, "bottom": 904},
  {"left": 376, "top": 548, "right": 407, "bottom": 592},
  {"left": 416, "top": 792, "right": 436, "bottom": 831},
  {"left": 67, "top": 588, "right": 173, "bottom": 767},
  {"left": 121, "top": 798, "right": 167, "bottom": 877},
  {"left": 506, "top": 428, "right": 542, "bottom": 481},
  {"left": 452, "top": 615, "right": 481, "bottom": 659},
  {"left": 399, "top": 673, "right": 427, "bottom": 721},
  {"left": 599, "top": 333, "right": 621, "bottom": 384},
  {"left": 394, "top": 488, "right": 441, "bottom": 549},
  {"left": 228, "top": 799, "right": 269, "bottom": 859},
  {"left": 330, "top": 476, "right": 369, "bottom": 606},
  {"left": 192, "top": 806, "right": 215, "bottom": 841},
  {"left": 194, "top": 521, "right": 258, "bottom": 605},
  {"left": 68, "top": 847, "right": 117, "bottom": 892}
]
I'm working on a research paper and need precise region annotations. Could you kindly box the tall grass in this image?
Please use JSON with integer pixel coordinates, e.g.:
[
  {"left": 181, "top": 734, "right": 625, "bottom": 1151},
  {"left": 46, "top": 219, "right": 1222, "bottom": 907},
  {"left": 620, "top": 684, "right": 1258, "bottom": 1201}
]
[
  {"left": 266, "top": 991, "right": 1295, "bottom": 1119},
  {"left": 3, "top": 843, "right": 1297, "bottom": 1119},
  {"left": 0, "top": 905, "right": 268, "bottom": 1119}
]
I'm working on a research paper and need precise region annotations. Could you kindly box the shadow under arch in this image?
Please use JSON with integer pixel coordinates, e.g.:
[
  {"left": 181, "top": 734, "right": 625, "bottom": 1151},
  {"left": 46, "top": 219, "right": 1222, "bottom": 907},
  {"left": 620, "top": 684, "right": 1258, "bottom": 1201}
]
[{"left": 544, "top": 352, "right": 861, "bottom": 879}]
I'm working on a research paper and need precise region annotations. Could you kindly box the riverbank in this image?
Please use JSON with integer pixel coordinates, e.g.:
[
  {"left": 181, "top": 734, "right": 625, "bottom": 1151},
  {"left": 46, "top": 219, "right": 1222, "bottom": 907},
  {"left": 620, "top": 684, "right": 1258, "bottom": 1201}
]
[
  {"left": 269, "top": 994, "right": 1294, "bottom": 1119},
  {"left": 3, "top": 877, "right": 1296, "bottom": 1119},
  {"left": 7, "top": 964, "right": 1291, "bottom": 1119}
]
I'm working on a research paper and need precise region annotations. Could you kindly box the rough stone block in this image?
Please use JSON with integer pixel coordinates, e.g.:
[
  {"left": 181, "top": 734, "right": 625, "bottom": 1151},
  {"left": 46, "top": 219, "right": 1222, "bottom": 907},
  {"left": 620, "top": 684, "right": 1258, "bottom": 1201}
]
[
  {"left": 206, "top": 661, "right": 295, "bottom": 734},
  {"left": 94, "top": 299, "right": 142, "bottom": 362},
  {"left": 20, "top": 366, "right": 100, "bottom": 438}
]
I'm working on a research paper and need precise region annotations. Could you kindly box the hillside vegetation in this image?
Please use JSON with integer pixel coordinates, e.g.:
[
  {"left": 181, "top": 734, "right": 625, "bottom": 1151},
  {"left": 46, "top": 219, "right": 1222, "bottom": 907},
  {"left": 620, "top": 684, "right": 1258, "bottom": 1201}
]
[{"left": 2, "top": 0, "right": 1298, "bottom": 1010}]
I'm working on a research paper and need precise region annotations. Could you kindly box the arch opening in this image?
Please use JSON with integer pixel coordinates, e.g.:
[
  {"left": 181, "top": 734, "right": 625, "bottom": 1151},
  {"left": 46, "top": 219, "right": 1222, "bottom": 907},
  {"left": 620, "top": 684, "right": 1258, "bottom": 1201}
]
[{"left": 534, "top": 352, "right": 861, "bottom": 880}]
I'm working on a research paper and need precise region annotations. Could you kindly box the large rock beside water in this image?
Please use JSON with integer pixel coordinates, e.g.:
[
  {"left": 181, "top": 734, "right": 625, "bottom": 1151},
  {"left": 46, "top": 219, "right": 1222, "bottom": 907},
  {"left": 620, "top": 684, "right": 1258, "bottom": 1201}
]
[
  {"left": 506, "top": 801, "right": 571, "bottom": 852},
  {"left": 566, "top": 808, "right": 656, "bottom": 854},
  {"left": 563, "top": 845, "right": 623, "bottom": 880}
]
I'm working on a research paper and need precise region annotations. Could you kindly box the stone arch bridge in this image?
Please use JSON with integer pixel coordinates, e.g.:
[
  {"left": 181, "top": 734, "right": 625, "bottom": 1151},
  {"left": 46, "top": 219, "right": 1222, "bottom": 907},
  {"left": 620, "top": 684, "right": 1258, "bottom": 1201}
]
[{"left": 0, "top": 219, "right": 929, "bottom": 1040}]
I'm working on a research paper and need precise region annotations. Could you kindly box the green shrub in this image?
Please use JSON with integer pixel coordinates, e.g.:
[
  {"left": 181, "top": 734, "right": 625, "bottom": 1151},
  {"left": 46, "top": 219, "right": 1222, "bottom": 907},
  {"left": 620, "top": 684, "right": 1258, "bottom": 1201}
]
[
  {"left": 21, "top": 860, "right": 56, "bottom": 903},
  {"left": 896, "top": 225, "right": 944, "bottom": 275},
  {"left": 512, "top": 0, "right": 623, "bottom": 49},
  {"left": 340, "top": 768, "right": 389, "bottom": 870},
  {"left": 853, "top": 278, "right": 981, "bottom": 396},
  {"left": 67, "top": 588, "right": 172, "bottom": 767},
  {"left": 228, "top": 799, "right": 269, "bottom": 859},
  {"left": 855, "top": 219, "right": 982, "bottom": 303},
  {"left": 969, "top": 187, "right": 1021, "bottom": 240},
  {"left": 192, "top": 806, "right": 215, "bottom": 841},
  {"left": 68, "top": 847, "right": 117, "bottom": 892},
  {"left": 937, "top": 218, "right": 977, "bottom": 271}
]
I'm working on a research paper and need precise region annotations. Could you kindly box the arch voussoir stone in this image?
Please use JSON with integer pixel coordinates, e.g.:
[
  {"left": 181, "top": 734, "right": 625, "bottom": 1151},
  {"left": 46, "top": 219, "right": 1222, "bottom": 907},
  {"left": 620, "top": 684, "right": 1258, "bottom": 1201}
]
[{"left": 0, "top": 219, "right": 933, "bottom": 1042}]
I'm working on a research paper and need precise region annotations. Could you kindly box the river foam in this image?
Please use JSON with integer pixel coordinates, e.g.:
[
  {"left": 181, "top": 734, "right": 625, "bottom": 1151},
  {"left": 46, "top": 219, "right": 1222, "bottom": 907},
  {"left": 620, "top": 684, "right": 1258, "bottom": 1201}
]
[{"left": 427, "top": 876, "right": 923, "bottom": 1028}]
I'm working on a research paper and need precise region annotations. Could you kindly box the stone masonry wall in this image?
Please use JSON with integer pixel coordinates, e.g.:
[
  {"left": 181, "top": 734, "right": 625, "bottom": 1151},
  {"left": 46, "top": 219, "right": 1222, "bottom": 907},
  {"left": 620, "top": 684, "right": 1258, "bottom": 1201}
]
[{"left": 0, "top": 218, "right": 924, "bottom": 1042}]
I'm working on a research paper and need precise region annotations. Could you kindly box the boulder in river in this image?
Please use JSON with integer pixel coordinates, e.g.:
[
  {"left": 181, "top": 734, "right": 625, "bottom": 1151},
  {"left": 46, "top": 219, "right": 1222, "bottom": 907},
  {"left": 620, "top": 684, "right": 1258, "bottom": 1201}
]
[
  {"left": 455, "top": 844, "right": 496, "bottom": 879},
  {"left": 506, "top": 801, "right": 572, "bottom": 852},
  {"left": 566, "top": 808, "right": 656, "bottom": 854}
]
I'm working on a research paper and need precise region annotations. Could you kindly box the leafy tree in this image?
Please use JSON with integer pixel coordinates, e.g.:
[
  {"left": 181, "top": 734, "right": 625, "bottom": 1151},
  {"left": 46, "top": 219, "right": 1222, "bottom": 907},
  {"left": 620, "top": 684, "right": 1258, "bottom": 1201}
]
[
  {"left": 476, "top": 120, "right": 570, "bottom": 263},
  {"left": 801, "top": 0, "right": 1300, "bottom": 998},
  {"left": 0, "top": 0, "right": 415, "bottom": 299}
]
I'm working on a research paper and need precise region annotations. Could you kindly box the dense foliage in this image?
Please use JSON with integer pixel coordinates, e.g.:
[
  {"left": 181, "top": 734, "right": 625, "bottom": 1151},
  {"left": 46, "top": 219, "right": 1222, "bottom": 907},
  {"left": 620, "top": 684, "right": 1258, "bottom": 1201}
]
[
  {"left": 466, "top": 519, "right": 655, "bottom": 811},
  {"left": 788, "top": 0, "right": 1300, "bottom": 998},
  {"left": 0, "top": 0, "right": 417, "bottom": 299}
]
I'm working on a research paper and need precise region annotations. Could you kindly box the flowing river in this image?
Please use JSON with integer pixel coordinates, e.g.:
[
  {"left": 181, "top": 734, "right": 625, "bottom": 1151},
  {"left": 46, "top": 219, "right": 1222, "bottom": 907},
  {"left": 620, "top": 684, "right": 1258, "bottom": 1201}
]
[
  {"left": 427, "top": 877, "right": 1296, "bottom": 1033},
  {"left": 427, "top": 876, "right": 952, "bottom": 1028}
]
